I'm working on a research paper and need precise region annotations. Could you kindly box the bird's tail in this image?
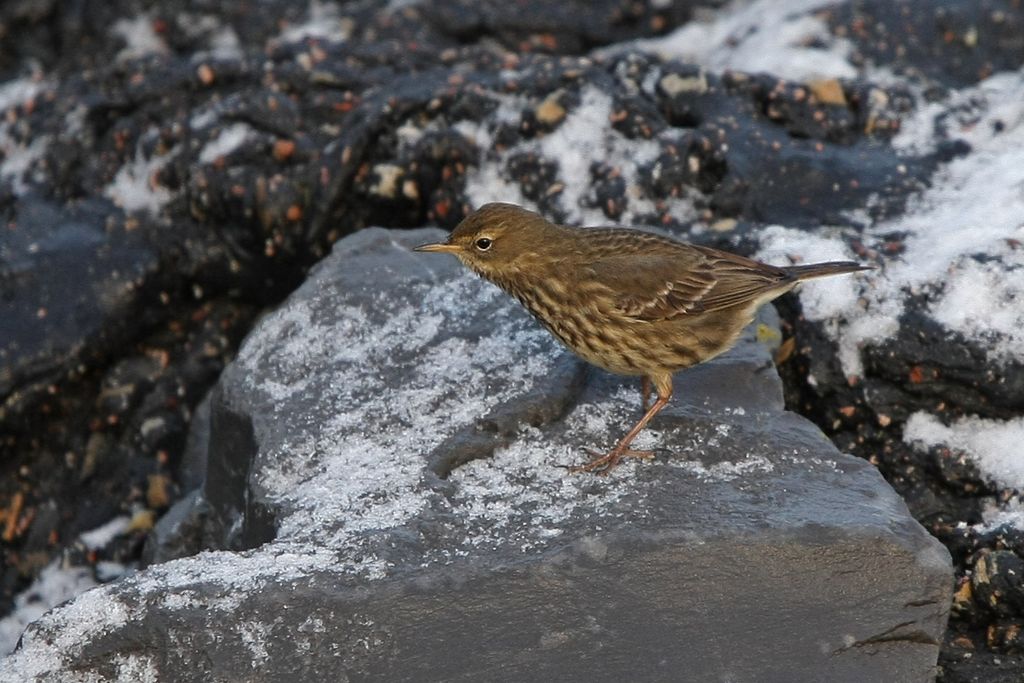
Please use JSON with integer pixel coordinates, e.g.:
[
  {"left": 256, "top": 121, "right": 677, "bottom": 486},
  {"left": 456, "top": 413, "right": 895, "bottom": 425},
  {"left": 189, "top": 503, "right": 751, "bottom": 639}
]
[{"left": 783, "top": 261, "right": 874, "bottom": 282}]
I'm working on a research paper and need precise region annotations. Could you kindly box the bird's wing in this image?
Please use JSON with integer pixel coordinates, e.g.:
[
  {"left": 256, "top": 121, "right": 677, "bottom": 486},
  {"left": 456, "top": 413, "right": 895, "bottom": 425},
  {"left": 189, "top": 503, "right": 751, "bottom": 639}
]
[{"left": 589, "top": 247, "right": 791, "bottom": 321}]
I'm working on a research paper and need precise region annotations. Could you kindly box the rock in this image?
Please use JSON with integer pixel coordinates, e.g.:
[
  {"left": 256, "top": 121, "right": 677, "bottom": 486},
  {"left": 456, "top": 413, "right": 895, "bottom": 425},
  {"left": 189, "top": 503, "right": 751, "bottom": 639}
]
[
  {"left": 826, "top": 0, "right": 1024, "bottom": 88},
  {"left": 0, "top": 195, "right": 160, "bottom": 411},
  {"left": 4, "top": 227, "right": 952, "bottom": 681},
  {"left": 972, "top": 550, "right": 1024, "bottom": 619}
]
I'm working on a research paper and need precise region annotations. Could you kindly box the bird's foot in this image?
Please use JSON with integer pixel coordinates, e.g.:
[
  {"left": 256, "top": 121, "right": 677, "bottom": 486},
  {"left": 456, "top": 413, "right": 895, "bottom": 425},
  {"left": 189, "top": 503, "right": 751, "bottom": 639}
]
[{"left": 568, "top": 448, "right": 654, "bottom": 476}]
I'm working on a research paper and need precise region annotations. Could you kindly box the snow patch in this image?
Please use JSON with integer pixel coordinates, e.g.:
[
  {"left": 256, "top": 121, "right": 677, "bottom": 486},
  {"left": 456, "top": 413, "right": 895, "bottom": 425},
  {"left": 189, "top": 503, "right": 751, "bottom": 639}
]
[
  {"left": 198, "top": 123, "right": 256, "bottom": 164},
  {"left": 104, "top": 143, "right": 176, "bottom": 215},
  {"left": 0, "top": 78, "right": 43, "bottom": 112},
  {"left": 0, "top": 136, "right": 48, "bottom": 195},
  {"left": 112, "top": 15, "right": 169, "bottom": 62},
  {"left": 904, "top": 412, "right": 1024, "bottom": 491},
  {"left": 461, "top": 86, "right": 693, "bottom": 226},
  {"left": 79, "top": 517, "right": 131, "bottom": 551},
  {"left": 0, "top": 561, "right": 97, "bottom": 656},
  {"left": 276, "top": 1, "right": 352, "bottom": 44},
  {"left": 0, "top": 78, "right": 49, "bottom": 195},
  {"left": 626, "top": 0, "right": 857, "bottom": 82}
]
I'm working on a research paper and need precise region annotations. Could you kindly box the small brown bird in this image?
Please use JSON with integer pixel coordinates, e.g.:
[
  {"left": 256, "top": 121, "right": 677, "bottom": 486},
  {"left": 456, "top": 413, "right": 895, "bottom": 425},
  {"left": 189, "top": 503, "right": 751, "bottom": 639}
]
[{"left": 415, "top": 203, "right": 870, "bottom": 474}]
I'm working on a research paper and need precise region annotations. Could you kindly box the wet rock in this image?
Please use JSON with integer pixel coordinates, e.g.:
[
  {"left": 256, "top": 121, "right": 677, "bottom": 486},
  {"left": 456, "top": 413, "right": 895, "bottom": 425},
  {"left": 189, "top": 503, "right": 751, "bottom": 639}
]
[{"left": 5, "top": 227, "right": 951, "bottom": 681}]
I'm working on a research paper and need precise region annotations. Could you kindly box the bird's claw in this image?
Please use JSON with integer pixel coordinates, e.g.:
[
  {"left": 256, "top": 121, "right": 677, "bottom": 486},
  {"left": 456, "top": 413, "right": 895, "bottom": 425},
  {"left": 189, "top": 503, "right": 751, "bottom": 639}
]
[{"left": 567, "top": 448, "right": 655, "bottom": 475}]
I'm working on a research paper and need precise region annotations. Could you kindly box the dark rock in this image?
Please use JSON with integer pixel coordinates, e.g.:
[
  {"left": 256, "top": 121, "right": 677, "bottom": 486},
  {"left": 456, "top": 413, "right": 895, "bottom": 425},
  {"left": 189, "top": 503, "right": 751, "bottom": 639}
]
[
  {"left": 140, "top": 490, "right": 212, "bottom": 567},
  {"left": 0, "top": 195, "right": 160, "bottom": 412},
  {"left": 826, "top": 0, "right": 1024, "bottom": 87},
  {"left": 5, "top": 227, "right": 951, "bottom": 681},
  {"left": 863, "top": 308, "right": 1024, "bottom": 419},
  {"left": 972, "top": 550, "right": 1024, "bottom": 619}
]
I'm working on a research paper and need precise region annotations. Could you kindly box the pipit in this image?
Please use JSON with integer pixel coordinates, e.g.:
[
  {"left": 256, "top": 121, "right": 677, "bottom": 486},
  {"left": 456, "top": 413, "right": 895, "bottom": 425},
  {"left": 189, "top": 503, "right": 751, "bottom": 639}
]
[{"left": 415, "top": 203, "right": 871, "bottom": 474}]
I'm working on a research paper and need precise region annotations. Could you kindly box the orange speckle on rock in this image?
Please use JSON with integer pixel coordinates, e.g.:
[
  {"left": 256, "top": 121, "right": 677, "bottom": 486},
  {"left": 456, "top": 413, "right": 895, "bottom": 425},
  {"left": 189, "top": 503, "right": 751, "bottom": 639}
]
[
  {"left": 909, "top": 365, "right": 925, "bottom": 383},
  {"left": 273, "top": 139, "right": 296, "bottom": 161},
  {"left": 3, "top": 492, "right": 23, "bottom": 542},
  {"left": 197, "top": 64, "right": 215, "bottom": 86}
]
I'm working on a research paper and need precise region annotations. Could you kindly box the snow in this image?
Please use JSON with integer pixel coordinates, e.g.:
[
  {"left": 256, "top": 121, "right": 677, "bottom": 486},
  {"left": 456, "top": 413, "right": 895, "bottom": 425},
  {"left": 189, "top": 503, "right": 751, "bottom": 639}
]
[
  {"left": 0, "top": 578, "right": 130, "bottom": 679},
  {"left": 175, "top": 14, "right": 244, "bottom": 62},
  {"left": 672, "top": 455, "right": 775, "bottom": 481},
  {"left": 0, "top": 561, "right": 98, "bottom": 656},
  {"left": 751, "top": 66, "right": 1024, "bottom": 499},
  {"left": 234, "top": 265, "right": 629, "bottom": 566},
  {"left": 0, "top": 511, "right": 141, "bottom": 656},
  {"left": 624, "top": 0, "right": 857, "bottom": 82},
  {"left": 198, "top": 123, "right": 255, "bottom": 164},
  {"left": 111, "top": 16, "right": 169, "bottom": 62},
  {"left": 904, "top": 413, "right": 1024, "bottom": 492},
  {"left": 0, "top": 136, "right": 48, "bottom": 195},
  {"left": 0, "top": 78, "right": 43, "bottom": 112},
  {"left": 78, "top": 516, "right": 130, "bottom": 551},
  {"left": 461, "top": 86, "right": 693, "bottom": 226},
  {"left": 0, "top": 77, "right": 49, "bottom": 196},
  {"left": 275, "top": 1, "right": 353, "bottom": 45},
  {"left": 976, "top": 500, "right": 1024, "bottom": 533},
  {"left": 104, "top": 142, "right": 175, "bottom": 215},
  {"left": 752, "top": 67, "right": 1024, "bottom": 375}
]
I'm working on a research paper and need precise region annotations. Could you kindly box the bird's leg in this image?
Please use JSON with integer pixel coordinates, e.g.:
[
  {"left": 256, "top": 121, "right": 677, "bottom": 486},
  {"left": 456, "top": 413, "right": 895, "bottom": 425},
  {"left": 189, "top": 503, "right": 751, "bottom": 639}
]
[
  {"left": 640, "top": 376, "right": 651, "bottom": 412},
  {"left": 570, "top": 382, "right": 673, "bottom": 475}
]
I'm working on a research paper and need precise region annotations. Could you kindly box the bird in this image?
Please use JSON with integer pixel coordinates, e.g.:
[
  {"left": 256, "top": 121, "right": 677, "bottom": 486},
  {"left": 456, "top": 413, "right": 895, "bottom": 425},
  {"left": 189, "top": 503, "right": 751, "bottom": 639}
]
[{"left": 415, "top": 203, "right": 871, "bottom": 474}]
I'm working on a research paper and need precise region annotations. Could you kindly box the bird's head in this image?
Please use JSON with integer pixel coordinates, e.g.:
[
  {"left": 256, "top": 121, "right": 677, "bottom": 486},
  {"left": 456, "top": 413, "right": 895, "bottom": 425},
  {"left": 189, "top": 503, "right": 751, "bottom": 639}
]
[{"left": 414, "top": 203, "right": 555, "bottom": 279}]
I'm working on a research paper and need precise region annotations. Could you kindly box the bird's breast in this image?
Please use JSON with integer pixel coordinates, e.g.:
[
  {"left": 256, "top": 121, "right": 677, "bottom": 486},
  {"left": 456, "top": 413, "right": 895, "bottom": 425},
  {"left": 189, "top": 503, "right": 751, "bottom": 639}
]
[{"left": 492, "top": 273, "right": 670, "bottom": 376}]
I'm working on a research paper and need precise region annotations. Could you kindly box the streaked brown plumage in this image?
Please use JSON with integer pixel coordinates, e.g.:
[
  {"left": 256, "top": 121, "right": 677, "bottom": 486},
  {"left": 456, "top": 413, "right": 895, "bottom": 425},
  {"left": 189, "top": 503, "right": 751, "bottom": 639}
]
[{"left": 415, "top": 203, "right": 871, "bottom": 474}]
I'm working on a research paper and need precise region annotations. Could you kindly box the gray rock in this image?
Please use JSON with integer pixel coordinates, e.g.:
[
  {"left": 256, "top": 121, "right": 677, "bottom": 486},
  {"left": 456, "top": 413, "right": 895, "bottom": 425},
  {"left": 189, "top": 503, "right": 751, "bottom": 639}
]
[{"left": 2, "top": 227, "right": 952, "bottom": 682}]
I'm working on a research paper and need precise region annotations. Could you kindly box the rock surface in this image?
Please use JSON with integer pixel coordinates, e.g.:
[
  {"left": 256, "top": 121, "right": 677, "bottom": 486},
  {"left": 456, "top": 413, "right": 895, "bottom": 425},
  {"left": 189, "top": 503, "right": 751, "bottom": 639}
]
[{"left": 3, "top": 227, "right": 951, "bottom": 681}]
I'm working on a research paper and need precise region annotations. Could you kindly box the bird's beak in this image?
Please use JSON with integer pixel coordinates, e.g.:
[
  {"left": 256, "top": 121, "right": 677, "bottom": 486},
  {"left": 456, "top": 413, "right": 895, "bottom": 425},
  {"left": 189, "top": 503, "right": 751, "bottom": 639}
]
[{"left": 414, "top": 242, "right": 460, "bottom": 253}]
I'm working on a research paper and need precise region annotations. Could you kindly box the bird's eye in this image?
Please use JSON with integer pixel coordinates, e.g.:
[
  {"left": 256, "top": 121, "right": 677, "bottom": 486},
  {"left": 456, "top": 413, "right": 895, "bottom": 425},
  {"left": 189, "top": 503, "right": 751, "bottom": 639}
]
[{"left": 475, "top": 237, "right": 493, "bottom": 251}]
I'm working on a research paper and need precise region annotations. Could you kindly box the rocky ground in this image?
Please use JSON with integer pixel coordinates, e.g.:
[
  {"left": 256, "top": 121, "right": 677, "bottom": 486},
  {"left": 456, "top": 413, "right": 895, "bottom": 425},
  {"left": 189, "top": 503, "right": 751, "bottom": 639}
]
[{"left": 1, "top": 0, "right": 1023, "bottom": 680}]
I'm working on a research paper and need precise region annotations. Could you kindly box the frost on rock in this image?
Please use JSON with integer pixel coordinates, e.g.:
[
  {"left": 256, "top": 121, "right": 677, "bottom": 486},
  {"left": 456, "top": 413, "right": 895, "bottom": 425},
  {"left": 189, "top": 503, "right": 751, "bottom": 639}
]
[{"left": 221, "top": 231, "right": 644, "bottom": 574}]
